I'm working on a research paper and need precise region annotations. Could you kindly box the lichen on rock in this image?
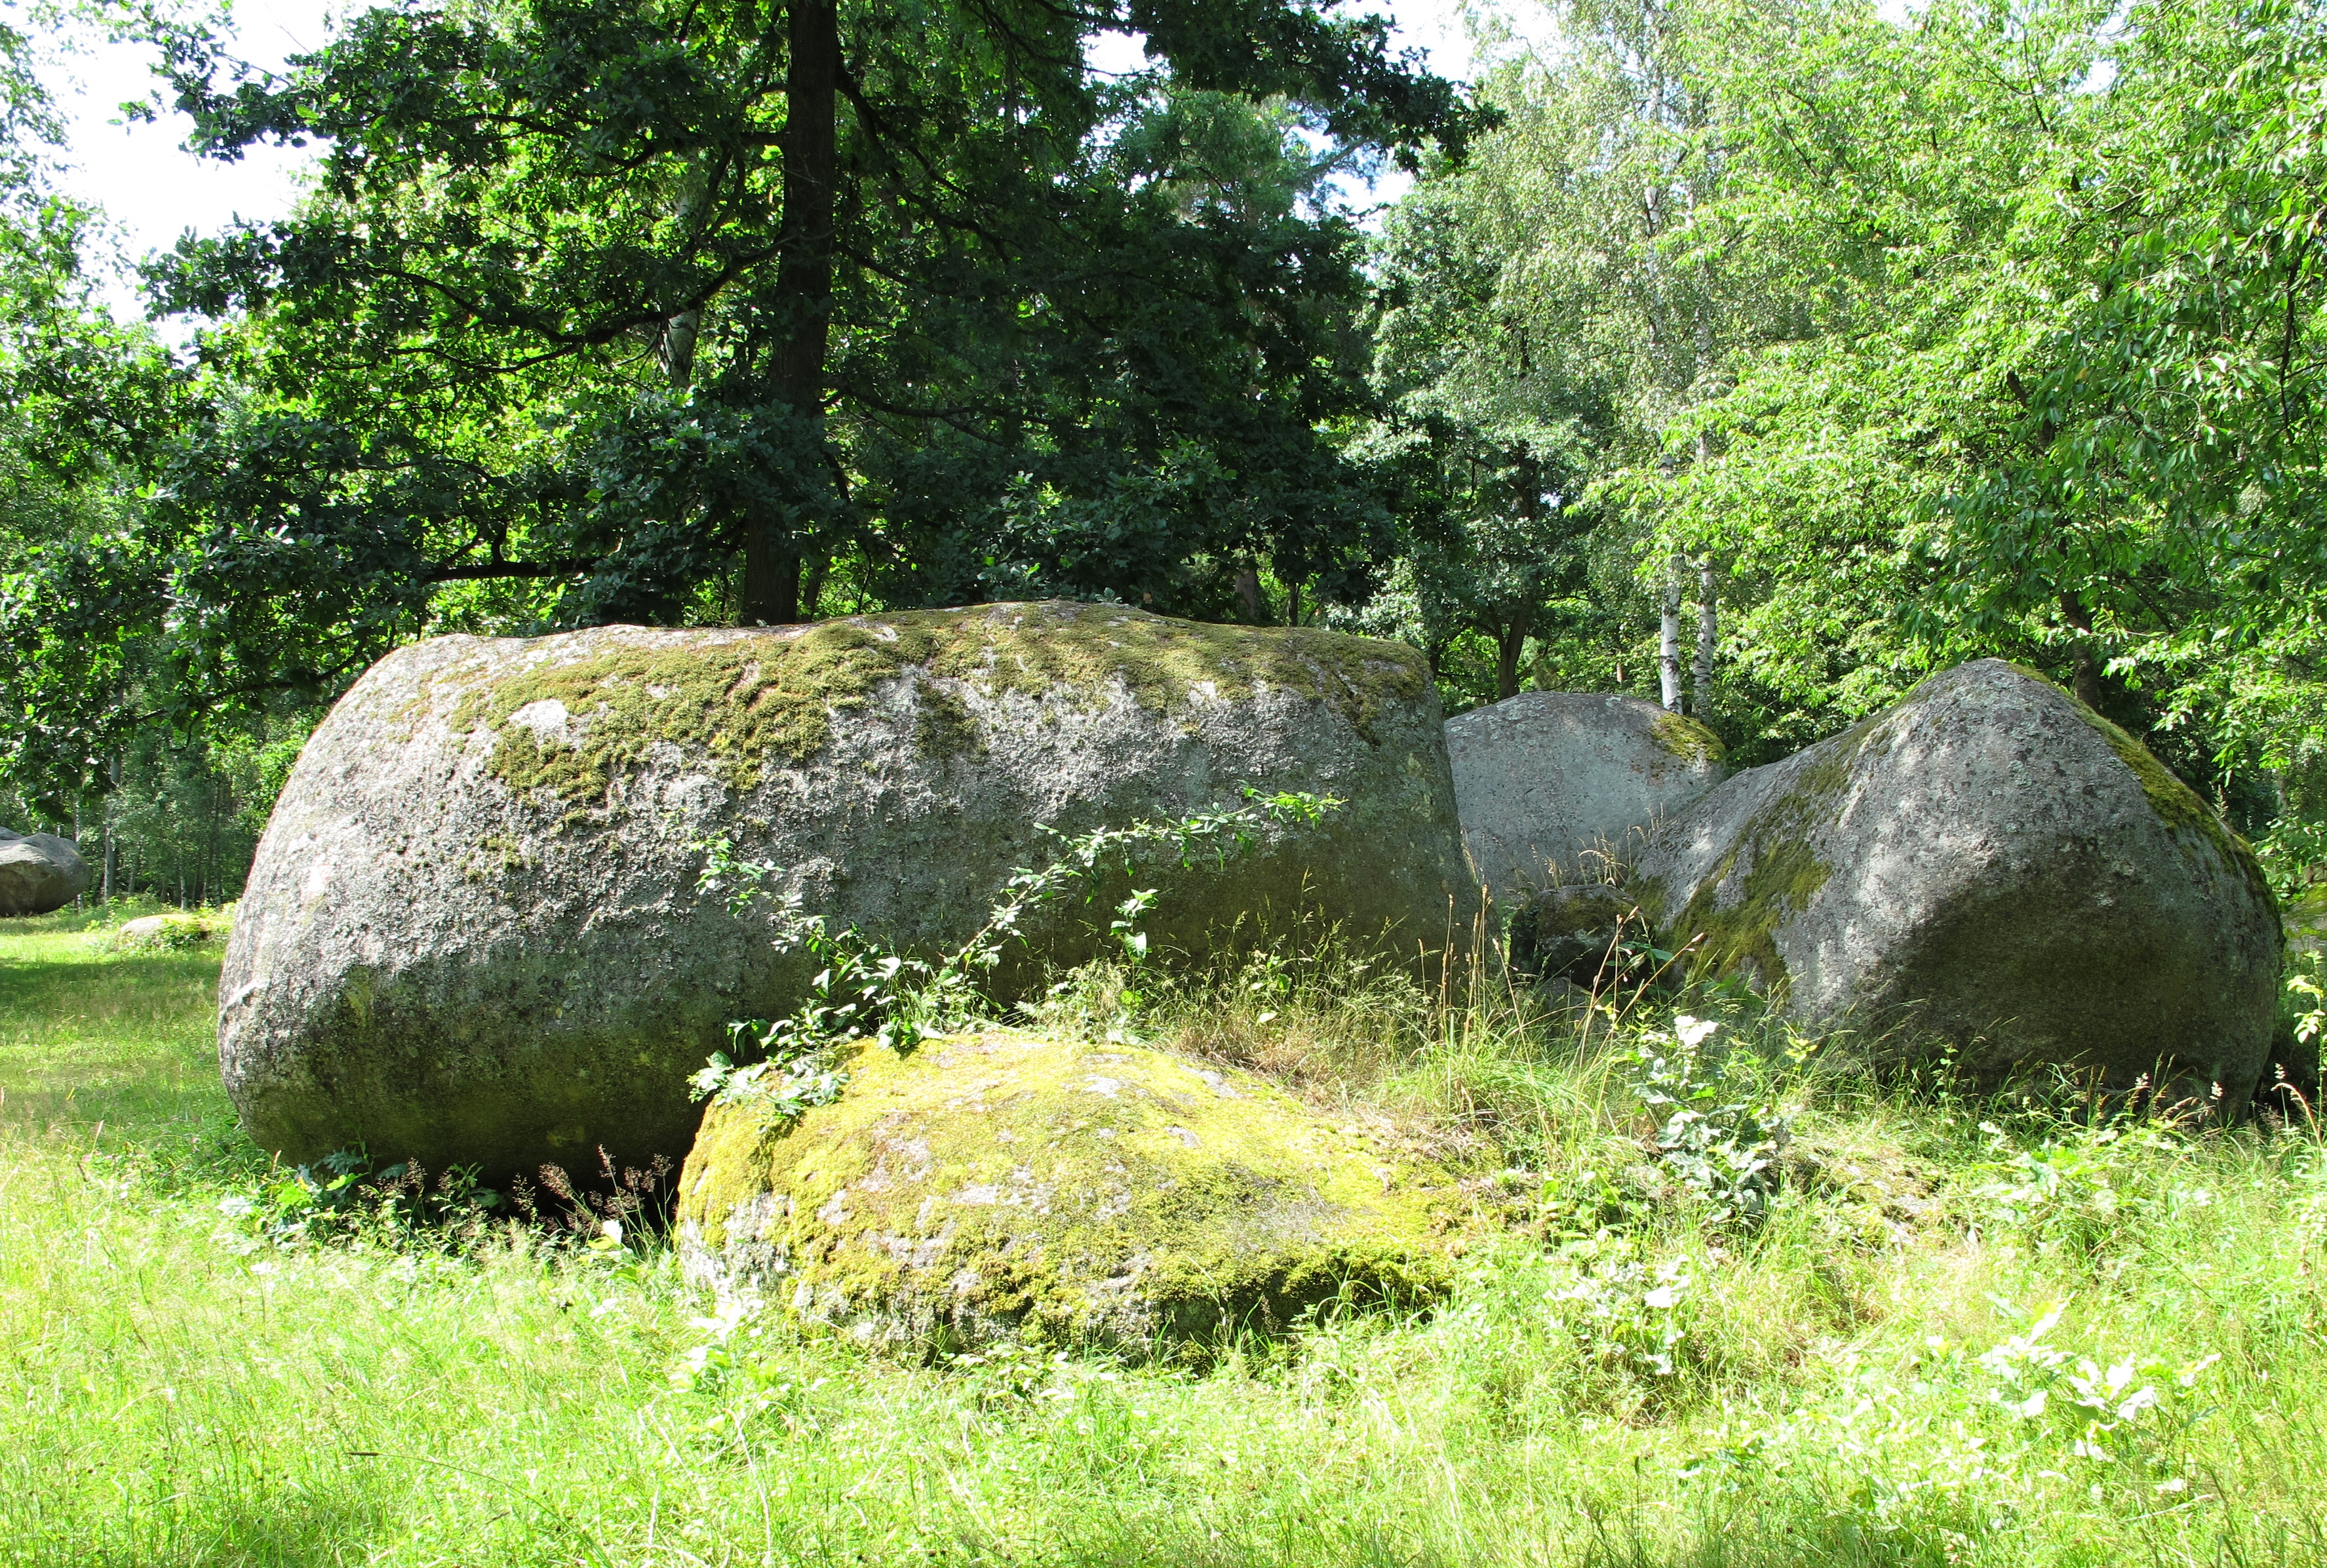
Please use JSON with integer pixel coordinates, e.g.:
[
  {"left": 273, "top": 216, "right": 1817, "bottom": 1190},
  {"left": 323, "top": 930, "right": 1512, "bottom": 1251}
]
[
  {"left": 221, "top": 602, "right": 1472, "bottom": 1181},
  {"left": 444, "top": 602, "right": 1432, "bottom": 809},
  {"left": 1649, "top": 710, "right": 1726, "bottom": 767},
  {"left": 676, "top": 1031, "right": 1462, "bottom": 1356},
  {"left": 1633, "top": 659, "right": 2281, "bottom": 1095}
]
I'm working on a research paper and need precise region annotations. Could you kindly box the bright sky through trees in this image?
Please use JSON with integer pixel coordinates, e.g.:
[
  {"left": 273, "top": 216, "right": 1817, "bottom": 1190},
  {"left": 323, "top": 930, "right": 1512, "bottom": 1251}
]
[{"left": 41, "top": 0, "right": 1506, "bottom": 319}]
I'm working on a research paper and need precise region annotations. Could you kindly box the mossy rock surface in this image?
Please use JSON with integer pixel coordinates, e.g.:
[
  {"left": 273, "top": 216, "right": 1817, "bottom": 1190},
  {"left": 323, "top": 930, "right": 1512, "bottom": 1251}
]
[
  {"left": 2282, "top": 885, "right": 2327, "bottom": 966},
  {"left": 1632, "top": 659, "right": 2280, "bottom": 1095},
  {"left": 676, "top": 1031, "right": 1462, "bottom": 1355},
  {"left": 221, "top": 602, "right": 1474, "bottom": 1181},
  {"left": 1445, "top": 692, "right": 1727, "bottom": 905}
]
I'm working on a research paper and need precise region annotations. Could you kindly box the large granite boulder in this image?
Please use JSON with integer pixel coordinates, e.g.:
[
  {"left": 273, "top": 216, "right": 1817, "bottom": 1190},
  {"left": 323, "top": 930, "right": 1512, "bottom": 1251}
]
[
  {"left": 677, "top": 1030, "right": 1461, "bottom": 1354},
  {"left": 1633, "top": 660, "right": 2280, "bottom": 1093},
  {"left": 1447, "top": 692, "right": 1727, "bottom": 903},
  {"left": 221, "top": 602, "right": 1474, "bottom": 1180},
  {"left": 0, "top": 828, "right": 92, "bottom": 916}
]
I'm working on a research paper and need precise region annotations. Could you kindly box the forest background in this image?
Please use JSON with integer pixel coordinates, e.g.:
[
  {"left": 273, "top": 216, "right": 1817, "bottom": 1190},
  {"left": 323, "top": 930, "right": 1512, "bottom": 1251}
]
[{"left": 2, "top": 0, "right": 2323, "bottom": 908}]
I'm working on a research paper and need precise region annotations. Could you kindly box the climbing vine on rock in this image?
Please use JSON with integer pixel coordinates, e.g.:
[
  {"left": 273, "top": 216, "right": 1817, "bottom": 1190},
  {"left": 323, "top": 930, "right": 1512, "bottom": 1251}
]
[{"left": 687, "top": 788, "right": 1342, "bottom": 1117}]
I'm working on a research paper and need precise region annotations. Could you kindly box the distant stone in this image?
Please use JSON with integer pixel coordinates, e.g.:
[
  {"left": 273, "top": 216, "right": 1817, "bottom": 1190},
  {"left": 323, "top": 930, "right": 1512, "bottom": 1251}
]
[
  {"left": 113, "top": 912, "right": 223, "bottom": 949},
  {"left": 221, "top": 602, "right": 1476, "bottom": 1181},
  {"left": 116, "top": 914, "right": 172, "bottom": 945},
  {"left": 0, "top": 828, "right": 92, "bottom": 916},
  {"left": 1633, "top": 659, "right": 2280, "bottom": 1094},
  {"left": 676, "top": 1031, "right": 1460, "bottom": 1354},
  {"left": 2284, "top": 885, "right": 2327, "bottom": 966},
  {"left": 1447, "top": 692, "right": 1727, "bottom": 903}
]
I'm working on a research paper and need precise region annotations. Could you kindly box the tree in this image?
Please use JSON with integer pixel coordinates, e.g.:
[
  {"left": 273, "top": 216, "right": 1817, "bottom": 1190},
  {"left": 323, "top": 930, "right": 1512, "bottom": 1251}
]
[
  {"left": 0, "top": 3, "right": 202, "bottom": 813},
  {"left": 1342, "top": 0, "right": 1759, "bottom": 716},
  {"left": 77, "top": 1, "right": 1478, "bottom": 675},
  {"left": 1622, "top": 0, "right": 2327, "bottom": 804},
  {"left": 1362, "top": 168, "right": 1614, "bottom": 703}
]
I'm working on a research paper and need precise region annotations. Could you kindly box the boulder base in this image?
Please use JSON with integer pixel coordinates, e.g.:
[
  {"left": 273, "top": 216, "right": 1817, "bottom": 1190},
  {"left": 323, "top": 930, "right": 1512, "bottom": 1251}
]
[
  {"left": 1447, "top": 692, "right": 1727, "bottom": 903},
  {"left": 1634, "top": 660, "right": 2280, "bottom": 1093},
  {"left": 676, "top": 1032, "right": 1460, "bottom": 1355},
  {"left": 0, "top": 829, "right": 92, "bottom": 916},
  {"left": 1507, "top": 883, "right": 1637, "bottom": 989},
  {"left": 221, "top": 602, "right": 1474, "bottom": 1181}
]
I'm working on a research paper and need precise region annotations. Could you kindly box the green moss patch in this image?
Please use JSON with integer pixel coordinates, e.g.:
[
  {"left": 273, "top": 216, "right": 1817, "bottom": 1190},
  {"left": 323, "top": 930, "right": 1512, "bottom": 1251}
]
[
  {"left": 1644, "top": 717, "right": 1881, "bottom": 988},
  {"left": 446, "top": 604, "right": 1431, "bottom": 808},
  {"left": 1650, "top": 711, "right": 1726, "bottom": 766},
  {"left": 677, "top": 1030, "right": 1462, "bottom": 1356}
]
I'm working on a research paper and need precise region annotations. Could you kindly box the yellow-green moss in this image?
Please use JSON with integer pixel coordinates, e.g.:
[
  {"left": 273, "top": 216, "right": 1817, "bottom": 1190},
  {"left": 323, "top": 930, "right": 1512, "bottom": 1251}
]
[
  {"left": 448, "top": 604, "right": 1432, "bottom": 807},
  {"left": 1650, "top": 710, "right": 1726, "bottom": 766},
  {"left": 677, "top": 1031, "right": 1461, "bottom": 1353},
  {"left": 1643, "top": 717, "right": 1879, "bottom": 988}
]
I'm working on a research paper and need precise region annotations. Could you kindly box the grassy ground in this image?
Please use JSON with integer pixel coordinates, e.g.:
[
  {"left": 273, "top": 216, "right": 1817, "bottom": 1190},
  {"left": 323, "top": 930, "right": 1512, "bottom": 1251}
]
[{"left": 3, "top": 907, "right": 2324, "bottom": 1567}]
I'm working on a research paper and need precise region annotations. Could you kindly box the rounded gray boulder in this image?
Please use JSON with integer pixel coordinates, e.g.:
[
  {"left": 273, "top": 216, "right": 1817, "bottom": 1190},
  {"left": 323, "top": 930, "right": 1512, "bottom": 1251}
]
[
  {"left": 1633, "top": 659, "right": 2280, "bottom": 1093},
  {"left": 1447, "top": 692, "right": 1728, "bottom": 904},
  {"left": 221, "top": 602, "right": 1474, "bottom": 1181},
  {"left": 0, "top": 828, "right": 92, "bottom": 916}
]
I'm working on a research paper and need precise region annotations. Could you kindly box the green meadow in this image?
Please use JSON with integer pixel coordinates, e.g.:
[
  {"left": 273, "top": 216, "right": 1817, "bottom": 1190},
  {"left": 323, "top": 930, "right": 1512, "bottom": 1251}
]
[{"left": 1, "top": 906, "right": 2322, "bottom": 1567}]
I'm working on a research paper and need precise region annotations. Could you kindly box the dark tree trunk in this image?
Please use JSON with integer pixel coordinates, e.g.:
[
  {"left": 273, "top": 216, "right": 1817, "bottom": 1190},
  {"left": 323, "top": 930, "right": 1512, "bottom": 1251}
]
[
  {"left": 744, "top": 0, "right": 840, "bottom": 627},
  {"left": 1493, "top": 605, "right": 1533, "bottom": 701},
  {"left": 1234, "top": 562, "right": 1266, "bottom": 623},
  {"left": 2059, "top": 591, "right": 2107, "bottom": 709}
]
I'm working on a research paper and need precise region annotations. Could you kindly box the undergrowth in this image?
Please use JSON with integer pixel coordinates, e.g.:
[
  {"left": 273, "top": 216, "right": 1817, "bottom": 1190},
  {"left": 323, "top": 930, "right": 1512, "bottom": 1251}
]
[{"left": 2, "top": 904, "right": 2324, "bottom": 1565}]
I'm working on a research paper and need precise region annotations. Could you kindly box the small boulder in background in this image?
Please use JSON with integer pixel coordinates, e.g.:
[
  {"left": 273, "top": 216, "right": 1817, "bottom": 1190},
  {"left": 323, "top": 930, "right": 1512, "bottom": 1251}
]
[
  {"left": 1633, "top": 660, "right": 2280, "bottom": 1095},
  {"left": 112, "top": 911, "right": 229, "bottom": 950},
  {"left": 677, "top": 1031, "right": 1460, "bottom": 1356},
  {"left": 1447, "top": 692, "right": 1727, "bottom": 905},
  {"left": 0, "top": 828, "right": 92, "bottom": 916},
  {"left": 2282, "top": 885, "right": 2327, "bottom": 968}
]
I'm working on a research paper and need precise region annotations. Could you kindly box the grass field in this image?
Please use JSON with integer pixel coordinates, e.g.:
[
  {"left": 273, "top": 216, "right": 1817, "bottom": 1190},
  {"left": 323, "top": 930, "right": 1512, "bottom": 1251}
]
[{"left": 3, "top": 904, "right": 2324, "bottom": 1567}]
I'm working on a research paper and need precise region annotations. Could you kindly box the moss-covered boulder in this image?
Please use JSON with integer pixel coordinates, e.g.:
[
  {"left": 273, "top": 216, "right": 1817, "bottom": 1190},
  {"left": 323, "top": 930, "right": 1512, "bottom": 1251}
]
[
  {"left": 676, "top": 1030, "right": 1462, "bottom": 1354},
  {"left": 1446, "top": 692, "right": 1727, "bottom": 904},
  {"left": 1633, "top": 659, "right": 2279, "bottom": 1093},
  {"left": 0, "top": 827, "right": 91, "bottom": 916},
  {"left": 221, "top": 602, "right": 1472, "bottom": 1180},
  {"left": 2283, "top": 885, "right": 2327, "bottom": 967}
]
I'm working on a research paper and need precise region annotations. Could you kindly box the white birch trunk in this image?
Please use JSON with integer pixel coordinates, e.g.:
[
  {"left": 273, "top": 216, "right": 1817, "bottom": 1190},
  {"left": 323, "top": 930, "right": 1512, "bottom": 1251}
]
[{"left": 1658, "top": 554, "right": 1683, "bottom": 713}]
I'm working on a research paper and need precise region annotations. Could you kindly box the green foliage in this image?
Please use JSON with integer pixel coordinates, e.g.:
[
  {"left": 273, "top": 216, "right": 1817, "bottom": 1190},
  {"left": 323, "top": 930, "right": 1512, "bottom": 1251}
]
[
  {"left": 0, "top": 0, "right": 1482, "bottom": 769},
  {"left": 1628, "top": 1014, "right": 1788, "bottom": 1225},
  {"left": 687, "top": 787, "right": 1344, "bottom": 1109}
]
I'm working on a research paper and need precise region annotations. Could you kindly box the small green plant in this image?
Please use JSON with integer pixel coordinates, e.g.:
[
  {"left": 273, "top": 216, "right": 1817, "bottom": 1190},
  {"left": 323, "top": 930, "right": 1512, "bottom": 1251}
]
[
  {"left": 2288, "top": 953, "right": 2327, "bottom": 1048},
  {"left": 1978, "top": 1299, "right": 2218, "bottom": 1469},
  {"left": 1628, "top": 1015, "right": 1788, "bottom": 1225},
  {"left": 1546, "top": 1240, "right": 1696, "bottom": 1381},
  {"left": 1970, "top": 1114, "right": 2191, "bottom": 1263},
  {"left": 688, "top": 788, "right": 1342, "bottom": 1112},
  {"left": 212, "top": 1148, "right": 507, "bottom": 1252}
]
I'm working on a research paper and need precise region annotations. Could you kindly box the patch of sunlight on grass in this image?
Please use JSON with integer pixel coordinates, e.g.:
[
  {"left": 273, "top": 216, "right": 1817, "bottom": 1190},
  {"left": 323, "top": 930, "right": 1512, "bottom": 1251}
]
[{"left": 0, "top": 903, "right": 229, "bottom": 1145}]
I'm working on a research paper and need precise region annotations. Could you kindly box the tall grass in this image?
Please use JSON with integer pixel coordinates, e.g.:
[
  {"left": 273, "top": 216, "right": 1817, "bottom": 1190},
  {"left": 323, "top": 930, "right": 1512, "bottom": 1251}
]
[{"left": 2, "top": 910, "right": 2324, "bottom": 1566}]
